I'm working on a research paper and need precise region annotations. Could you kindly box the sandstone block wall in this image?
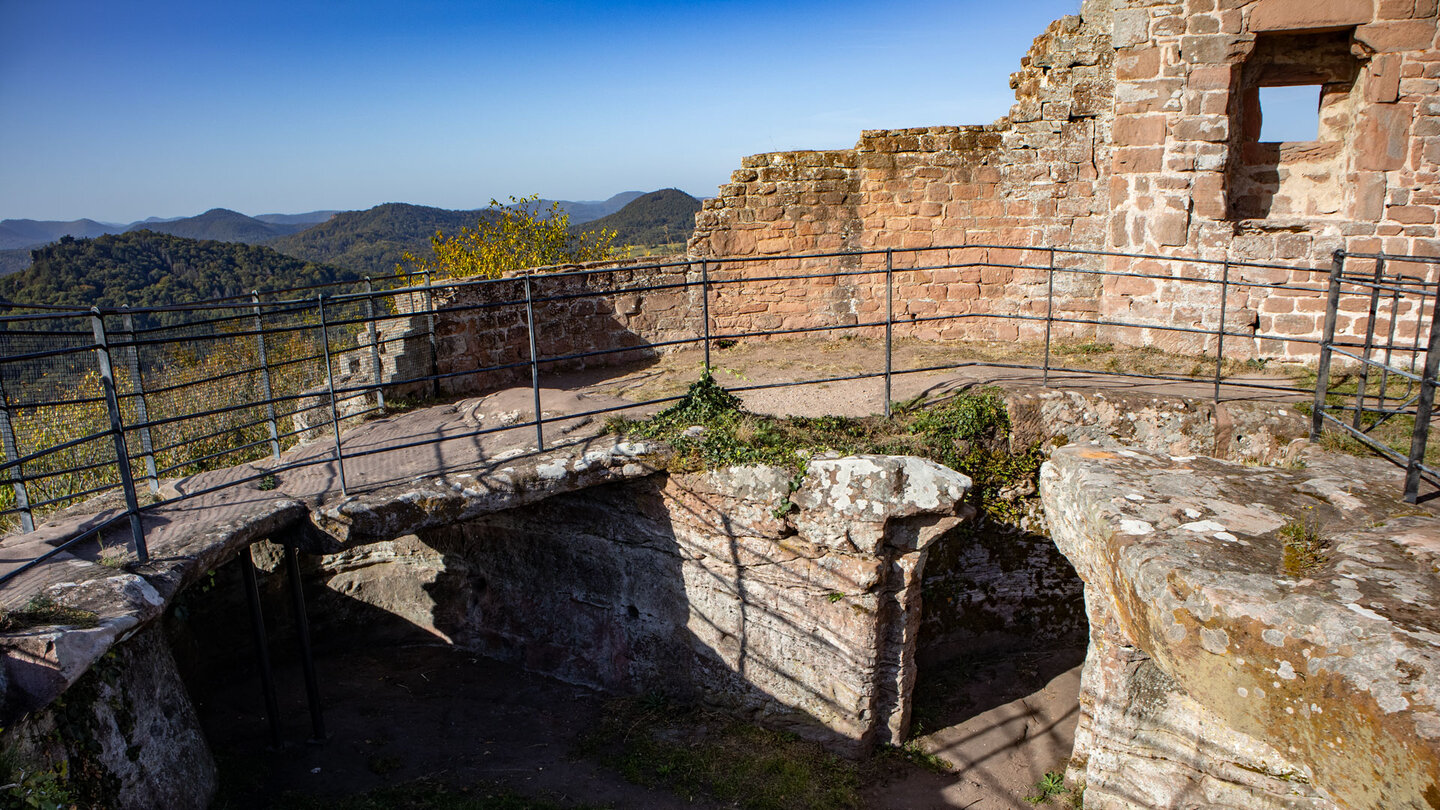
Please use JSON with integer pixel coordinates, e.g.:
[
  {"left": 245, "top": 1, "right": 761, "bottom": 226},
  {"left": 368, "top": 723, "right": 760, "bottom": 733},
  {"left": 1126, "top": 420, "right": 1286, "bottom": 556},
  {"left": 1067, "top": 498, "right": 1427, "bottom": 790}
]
[{"left": 683, "top": 0, "right": 1439, "bottom": 361}]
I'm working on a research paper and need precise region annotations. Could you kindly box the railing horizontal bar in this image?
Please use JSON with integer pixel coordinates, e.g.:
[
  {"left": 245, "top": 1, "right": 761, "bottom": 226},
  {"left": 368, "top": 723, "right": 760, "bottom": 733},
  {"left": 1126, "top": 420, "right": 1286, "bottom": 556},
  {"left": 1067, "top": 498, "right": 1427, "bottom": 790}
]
[
  {"left": 1327, "top": 348, "right": 1425, "bottom": 382},
  {"left": 0, "top": 510, "right": 132, "bottom": 585}
]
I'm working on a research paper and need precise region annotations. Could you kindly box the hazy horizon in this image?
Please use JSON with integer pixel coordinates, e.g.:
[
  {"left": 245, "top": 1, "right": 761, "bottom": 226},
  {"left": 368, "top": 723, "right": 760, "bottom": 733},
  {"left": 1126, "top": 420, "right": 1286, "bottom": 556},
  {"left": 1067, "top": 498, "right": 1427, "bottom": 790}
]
[{"left": 1, "top": 0, "right": 1084, "bottom": 223}]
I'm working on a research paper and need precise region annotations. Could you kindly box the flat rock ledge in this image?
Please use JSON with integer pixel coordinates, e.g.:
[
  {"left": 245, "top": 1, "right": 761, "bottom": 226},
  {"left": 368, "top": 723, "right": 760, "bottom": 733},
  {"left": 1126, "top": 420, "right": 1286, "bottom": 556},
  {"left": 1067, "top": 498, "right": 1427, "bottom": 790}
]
[
  {"left": 1041, "top": 443, "right": 1440, "bottom": 810},
  {"left": 313, "top": 434, "right": 674, "bottom": 547}
]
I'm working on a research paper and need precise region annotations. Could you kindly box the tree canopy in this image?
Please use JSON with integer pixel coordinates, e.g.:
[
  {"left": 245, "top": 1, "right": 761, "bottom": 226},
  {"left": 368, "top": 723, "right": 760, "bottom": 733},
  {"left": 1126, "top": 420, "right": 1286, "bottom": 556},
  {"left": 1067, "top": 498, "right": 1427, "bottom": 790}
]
[{"left": 402, "top": 195, "right": 619, "bottom": 280}]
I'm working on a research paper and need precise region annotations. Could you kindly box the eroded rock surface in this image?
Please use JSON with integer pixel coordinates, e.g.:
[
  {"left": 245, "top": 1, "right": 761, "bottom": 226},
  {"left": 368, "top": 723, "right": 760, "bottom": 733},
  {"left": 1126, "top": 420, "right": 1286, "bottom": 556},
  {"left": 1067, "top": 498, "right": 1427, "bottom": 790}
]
[
  {"left": 1041, "top": 443, "right": 1440, "bottom": 809},
  {"left": 302, "top": 455, "right": 972, "bottom": 754}
]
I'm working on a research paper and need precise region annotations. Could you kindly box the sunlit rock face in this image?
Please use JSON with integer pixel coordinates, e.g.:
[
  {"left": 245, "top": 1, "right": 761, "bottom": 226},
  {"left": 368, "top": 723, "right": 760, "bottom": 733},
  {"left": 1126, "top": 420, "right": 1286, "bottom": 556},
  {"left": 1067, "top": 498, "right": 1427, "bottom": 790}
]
[{"left": 1042, "top": 443, "right": 1440, "bottom": 810}]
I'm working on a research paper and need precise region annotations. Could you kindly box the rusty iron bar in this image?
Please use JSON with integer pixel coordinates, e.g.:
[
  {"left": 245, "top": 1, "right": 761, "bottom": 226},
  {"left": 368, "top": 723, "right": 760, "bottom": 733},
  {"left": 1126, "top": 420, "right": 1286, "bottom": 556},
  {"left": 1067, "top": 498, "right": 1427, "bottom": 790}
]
[
  {"left": 120, "top": 309, "right": 159, "bottom": 494},
  {"left": 363, "top": 277, "right": 386, "bottom": 412},
  {"left": 1043, "top": 248, "right": 1056, "bottom": 388}
]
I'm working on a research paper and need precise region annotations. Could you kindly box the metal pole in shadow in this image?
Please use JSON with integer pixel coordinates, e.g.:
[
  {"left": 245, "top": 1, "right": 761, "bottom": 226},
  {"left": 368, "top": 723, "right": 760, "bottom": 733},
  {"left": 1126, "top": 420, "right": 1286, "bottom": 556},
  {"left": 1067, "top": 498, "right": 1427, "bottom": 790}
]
[
  {"left": 884, "top": 249, "right": 893, "bottom": 418},
  {"left": 1043, "top": 247, "right": 1055, "bottom": 387},
  {"left": 701, "top": 260, "right": 712, "bottom": 373},
  {"left": 285, "top": 542, "right": 326, "bottom": 743},
  {"left": 524, "top": 274, "right": 544, "bottom": 452},
  {"left": 240, "top": 545, "right": 283, "bottom": 749},
  {"left": 92, "top": 308, "right": 148, "bottom": 563},
  {"left": 120, "top": 309, "right": 158, "bottom": 494},
  {"left": 318, "top": 295, "right": 348, "bottom": 496},
  {"left": 1354, "top": 258, "right": 1386, "bottom": 431},
  {"left": 1310, "top": 251, "right": 1346, "bottom": 441},
  {"left": 1404, "top": 280, "right": 1440, "bottom": 503},
  {"left": 253, "top": 292, "right": 282, "bottom": 460},
  {"left": 364, "top": 276, "right": 385, "bottom": 413},
  {"left": 423, "top": 270, "right": 440, "bottom": 399},
  {"left": 1378, "top": 274, "right": 1402, "bottom": 406},
  {"left": 1213, "top": 259, "right": 1230, "bottom": 403}
]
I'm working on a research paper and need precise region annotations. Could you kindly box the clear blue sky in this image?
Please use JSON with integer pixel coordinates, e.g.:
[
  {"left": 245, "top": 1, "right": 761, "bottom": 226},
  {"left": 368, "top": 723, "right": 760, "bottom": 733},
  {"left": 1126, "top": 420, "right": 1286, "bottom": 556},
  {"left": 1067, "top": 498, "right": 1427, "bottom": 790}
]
[{"left": 0, "top": 0, "right": 1082, "bottom": 223}]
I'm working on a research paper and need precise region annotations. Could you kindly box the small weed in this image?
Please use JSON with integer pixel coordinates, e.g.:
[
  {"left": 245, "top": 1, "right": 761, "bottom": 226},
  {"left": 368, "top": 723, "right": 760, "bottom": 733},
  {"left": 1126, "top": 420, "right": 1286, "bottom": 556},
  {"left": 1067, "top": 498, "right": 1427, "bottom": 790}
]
[
  {"left": 0, "top": 759, "right": 73, "bottom": 810},
  {"left": 877, "top": 740, "right": 951, "bottom": 774},
  {"left": 714, "top": 338, "right": 738, "bottom": 350},
  {"left": 1280, "top": 509, "right": 1328, "bottom": 576},
  {"left": 1053, "top": 341, "right": 1113, "bottom": 357},
  {"left": 257, "top": 473, "right": 278, "bottom": 491},
  {"left": 1026, "top": 770, "right": 1069, "bottom": 805},
  {"left": 0, "top": 594, "right": 100, "bottom": 632},
  {"left": 826, "top": 592, "right": 845, "bottom": 604}
]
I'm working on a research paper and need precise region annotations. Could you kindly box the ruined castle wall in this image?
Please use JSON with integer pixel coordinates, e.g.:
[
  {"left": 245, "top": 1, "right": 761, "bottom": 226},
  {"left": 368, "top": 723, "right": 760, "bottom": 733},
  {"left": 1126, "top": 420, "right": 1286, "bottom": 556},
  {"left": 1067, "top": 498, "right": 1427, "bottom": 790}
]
[{"left": 685, "top": 0, "right": 1439, "bottom": 360}]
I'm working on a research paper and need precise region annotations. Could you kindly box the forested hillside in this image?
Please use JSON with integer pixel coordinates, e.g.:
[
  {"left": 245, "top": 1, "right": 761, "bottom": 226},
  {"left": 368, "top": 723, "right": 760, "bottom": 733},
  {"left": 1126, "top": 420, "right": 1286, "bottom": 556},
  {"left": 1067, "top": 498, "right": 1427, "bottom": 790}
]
[
  {"left": 266, "top": 202, "right": 498, "bottom": 276},
  {"left": 575, "top": 189, "right": 699, "bottom": 247},
  {"left": 0, "top": 231, "right": 359, "bottom": 311}
]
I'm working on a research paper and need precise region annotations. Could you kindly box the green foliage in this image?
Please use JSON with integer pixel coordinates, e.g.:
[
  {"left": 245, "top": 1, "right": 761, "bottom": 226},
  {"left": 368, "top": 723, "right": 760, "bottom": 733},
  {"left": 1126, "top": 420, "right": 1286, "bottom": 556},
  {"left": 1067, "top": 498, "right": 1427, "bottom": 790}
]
[
  {"left": 0, "top": 595, "right": 99, "bottom": 632},
  {"left": 0, "top": 231, "right": 357, "bottom": 316},
  {"left": 572, "top": 189, "right": 700, "bottom": 248},
  {"left": 0, "top": 759, "right": 73, "bottom": 810},
  {"left": 1026, "top": 771, "right": 1069, "bottom": 805},
  {"left": 611, "top": 378, "right": 1043, "bottom": 520},
  {"left": 582, "top": 694, "right": 860, "bottom": 810},
  {"left": 402, "top": 195, "right": 619, "bottom": 281},
  {"left": 1280, "top": 509, "right": 1328, "bottom": 576}
]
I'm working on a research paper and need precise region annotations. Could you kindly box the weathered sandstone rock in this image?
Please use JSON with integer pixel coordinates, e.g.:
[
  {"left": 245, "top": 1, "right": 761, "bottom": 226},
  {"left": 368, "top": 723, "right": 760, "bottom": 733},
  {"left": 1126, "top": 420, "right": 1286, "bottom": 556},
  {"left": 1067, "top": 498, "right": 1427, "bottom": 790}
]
[{"left": 1041, "top": 443, "right": 1440, "bottom": 809}]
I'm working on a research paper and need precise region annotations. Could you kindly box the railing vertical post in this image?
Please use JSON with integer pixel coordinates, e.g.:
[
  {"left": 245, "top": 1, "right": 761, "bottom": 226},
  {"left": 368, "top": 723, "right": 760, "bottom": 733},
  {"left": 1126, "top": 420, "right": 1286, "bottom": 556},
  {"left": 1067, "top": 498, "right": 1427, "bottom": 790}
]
[
  {"left": 1353, "top": 258, "right": 1386, "bottom": 430},
  {"left": 91, "top": 309, "right": 148, "bottom": 563},
  {"left": 524, "top": 274, "right": 544, "bottom": 452},
  {"left": 285, "top": 542, "right": 326, "bottom": 743},
  {"left": 363, "top": 276, "right": 385, "bottom": 413},
  {"left": 701, "top": 260, "right": 712, "bottom": 373},
  {"left": 240, "top": 544, "right": 283, "bottom": 749},
  {"left": 1404, "top": 280, "right": 1440, "bottom": 503},
  {"left": 120, "top": 309, "right": 158, "bottom": 494},
  {"left": 884, "top": 249, "right": 894, "bottom": 418},
  {"left": 1378, "top": 276, "right": 1402, "bottom": 405},
  {"left": 0, "top": 322, "right": 33, "bottom": 533},
  {"left": 422, "top": 270, "right": 440, "bottom": 399},
  {"left": 1310, "top": 251, "right": 1346, "bottom": 441},
  {"left": 1213, "top": 260, "right": 1230, "bottom": 403},
  {"left": 317, "top": 295, "right": 348, "bottom": 496},
  {"left": 1043, "top": 248, "right": 1056, "bottom": 387},
  {"left": 252, "top": 292, "right": 282, "bottom": 459}
]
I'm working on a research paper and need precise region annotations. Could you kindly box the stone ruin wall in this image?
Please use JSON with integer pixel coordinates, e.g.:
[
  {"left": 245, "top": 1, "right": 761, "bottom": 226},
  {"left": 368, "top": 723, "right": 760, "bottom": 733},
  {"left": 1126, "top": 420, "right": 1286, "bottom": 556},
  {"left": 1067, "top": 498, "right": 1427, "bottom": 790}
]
[{"left": 685, "top": 0, "right": 1440, "bottom": 361}]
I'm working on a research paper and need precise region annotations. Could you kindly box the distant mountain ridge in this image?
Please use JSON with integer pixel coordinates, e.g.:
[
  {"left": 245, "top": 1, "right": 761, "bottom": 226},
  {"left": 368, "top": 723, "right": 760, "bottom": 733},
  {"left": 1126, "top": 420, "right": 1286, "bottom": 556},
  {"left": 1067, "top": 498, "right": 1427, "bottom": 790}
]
[
  {"left": 0, "top": 218, "right": 114, "bottom": 250},
  {"left": 542, "top": 192, "right": 646, "bottom": 224},
  {"left": 124, "top": 208, "right": 312, "bottom": 243}
]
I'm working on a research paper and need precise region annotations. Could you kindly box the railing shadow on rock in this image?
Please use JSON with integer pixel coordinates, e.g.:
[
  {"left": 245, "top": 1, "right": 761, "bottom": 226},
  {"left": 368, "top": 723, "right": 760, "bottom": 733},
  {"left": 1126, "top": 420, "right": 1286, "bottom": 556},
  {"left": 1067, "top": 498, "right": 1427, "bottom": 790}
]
[{"left": 0, "top": 243, "right": 1434, "bottom": 585}]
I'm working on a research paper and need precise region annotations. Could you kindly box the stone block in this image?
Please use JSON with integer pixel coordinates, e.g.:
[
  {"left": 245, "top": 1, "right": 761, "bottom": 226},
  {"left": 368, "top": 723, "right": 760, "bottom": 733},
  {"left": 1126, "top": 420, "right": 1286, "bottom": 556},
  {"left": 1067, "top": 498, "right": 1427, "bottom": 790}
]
[
  {"left": 1365, "top": 54, "right": 1403, "bottom": 103},
  {"left": 1117, "top": 47, "right": 1163, "bottom": 81},
  {"left": 1114, "top": 147, "right": 1166, "bottom": 173},
  {"left": 1249, "top": 0, "right": 1374, "bottom": 31},
  {"left": 1355, "top": 103, "right": 1414, "bottom": 170},
  {"left": 1113, "top": 8, "right": 1151, "bottom": 47},
  {"left": 1355, "top": 19, "right": 1438, "bottom": 52},
  {"left": 1114, "top": 114, "right": 1169, "bottom": 146}
]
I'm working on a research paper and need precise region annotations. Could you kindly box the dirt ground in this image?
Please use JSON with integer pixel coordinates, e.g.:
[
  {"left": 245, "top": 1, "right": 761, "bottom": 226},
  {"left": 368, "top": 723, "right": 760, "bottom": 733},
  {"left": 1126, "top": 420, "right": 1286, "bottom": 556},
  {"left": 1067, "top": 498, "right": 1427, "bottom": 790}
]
[{"left": 197, "top": 630, "right": 1086, "bottom": 810}]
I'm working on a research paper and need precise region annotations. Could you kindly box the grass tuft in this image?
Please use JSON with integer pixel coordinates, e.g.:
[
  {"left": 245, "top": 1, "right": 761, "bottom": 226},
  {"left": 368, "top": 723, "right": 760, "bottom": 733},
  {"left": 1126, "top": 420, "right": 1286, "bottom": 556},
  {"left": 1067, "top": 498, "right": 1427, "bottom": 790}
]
[{"left": 0, "top": 594, "right": 100, "bottom": 632}]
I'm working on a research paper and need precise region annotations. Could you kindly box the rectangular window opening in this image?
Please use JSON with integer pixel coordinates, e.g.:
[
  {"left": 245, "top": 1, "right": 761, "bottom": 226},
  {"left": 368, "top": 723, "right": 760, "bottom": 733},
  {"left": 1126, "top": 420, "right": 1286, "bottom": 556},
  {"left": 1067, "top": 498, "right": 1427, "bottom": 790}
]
[{"left": 1257, "top": 85, "right": 1322, "bottom": 142}]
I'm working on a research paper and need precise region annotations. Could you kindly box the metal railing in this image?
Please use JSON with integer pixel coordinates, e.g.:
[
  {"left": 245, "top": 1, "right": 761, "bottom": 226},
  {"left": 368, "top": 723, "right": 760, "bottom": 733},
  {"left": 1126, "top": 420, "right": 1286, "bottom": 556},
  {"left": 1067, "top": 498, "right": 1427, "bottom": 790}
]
[
  {"left": 1308, "top": 250, "right": 1440, "bottom": 504},
  {"left": 0, "top": 243, "right": 1433, "bottom": 585}
]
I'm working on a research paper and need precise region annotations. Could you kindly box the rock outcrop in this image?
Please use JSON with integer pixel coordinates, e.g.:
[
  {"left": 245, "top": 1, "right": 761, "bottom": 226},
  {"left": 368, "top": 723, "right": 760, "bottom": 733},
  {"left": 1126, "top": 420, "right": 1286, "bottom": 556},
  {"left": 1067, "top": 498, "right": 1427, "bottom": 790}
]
[{"left": 1041, "top": 443, "right": 1440, "bottom": 809}]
